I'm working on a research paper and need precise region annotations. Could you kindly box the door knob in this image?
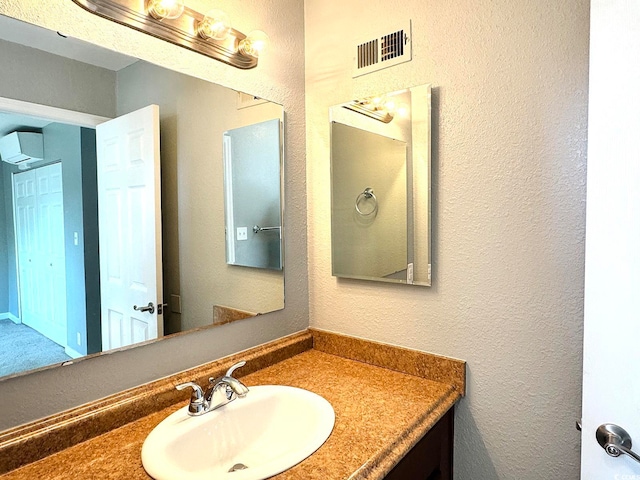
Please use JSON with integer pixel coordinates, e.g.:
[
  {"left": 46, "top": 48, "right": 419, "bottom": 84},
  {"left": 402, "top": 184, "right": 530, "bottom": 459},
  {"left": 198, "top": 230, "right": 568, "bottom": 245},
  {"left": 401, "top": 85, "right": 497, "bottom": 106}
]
[
  {"left": 596, "top": 423, "right": 640, "bottom": 464},
  {"left": 133, "top": 302, "right": 155, "bottom": 314}
]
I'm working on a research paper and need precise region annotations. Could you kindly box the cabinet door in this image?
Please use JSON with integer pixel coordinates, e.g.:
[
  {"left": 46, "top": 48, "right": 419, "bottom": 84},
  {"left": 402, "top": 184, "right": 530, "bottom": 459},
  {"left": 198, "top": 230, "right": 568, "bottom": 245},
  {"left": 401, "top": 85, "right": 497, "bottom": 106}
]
[{"left": 383, "top": 408, "right": 453, "bottom": 480}]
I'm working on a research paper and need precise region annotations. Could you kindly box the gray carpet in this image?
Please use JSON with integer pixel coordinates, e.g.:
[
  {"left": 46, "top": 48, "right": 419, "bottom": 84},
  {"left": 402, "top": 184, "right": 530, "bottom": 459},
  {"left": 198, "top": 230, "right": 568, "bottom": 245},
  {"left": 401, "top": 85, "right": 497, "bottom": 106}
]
[{"left": 0, "top": 319, "right": 71, "bottom": 378}]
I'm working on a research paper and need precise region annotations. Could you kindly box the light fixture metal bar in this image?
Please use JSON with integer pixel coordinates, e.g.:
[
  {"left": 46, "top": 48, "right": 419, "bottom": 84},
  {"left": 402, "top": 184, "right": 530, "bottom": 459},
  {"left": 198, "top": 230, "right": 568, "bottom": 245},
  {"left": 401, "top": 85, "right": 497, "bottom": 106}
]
[{"left": 71, "top": 0, "right": 257, "bottom": 69}]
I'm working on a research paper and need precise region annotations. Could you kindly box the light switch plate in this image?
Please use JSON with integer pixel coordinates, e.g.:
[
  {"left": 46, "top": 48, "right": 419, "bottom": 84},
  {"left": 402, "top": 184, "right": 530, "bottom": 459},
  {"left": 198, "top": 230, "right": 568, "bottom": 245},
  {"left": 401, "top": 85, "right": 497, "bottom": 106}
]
[{"left": 237, "top": 227, "right": 248, "bottom": 241}]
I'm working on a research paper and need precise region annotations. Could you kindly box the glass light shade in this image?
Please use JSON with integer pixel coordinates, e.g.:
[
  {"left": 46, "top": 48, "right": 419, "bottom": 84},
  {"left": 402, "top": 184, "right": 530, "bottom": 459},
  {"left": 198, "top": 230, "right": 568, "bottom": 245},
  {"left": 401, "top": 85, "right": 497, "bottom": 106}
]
[
  {"left": 197, "top": 9, "right": 231, "bottom": 40},
  {"left": 239, "top": 30, "right": 269, "bottom": 58},
  {"left": 147, "top": 0, "right": 185, "bottom": 20}
]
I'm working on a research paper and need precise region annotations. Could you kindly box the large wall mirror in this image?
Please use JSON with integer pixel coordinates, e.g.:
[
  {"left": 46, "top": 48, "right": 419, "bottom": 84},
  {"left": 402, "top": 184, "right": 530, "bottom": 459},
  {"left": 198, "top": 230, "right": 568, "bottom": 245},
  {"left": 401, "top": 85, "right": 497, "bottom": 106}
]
[
  {"left": 330, "top": 84, "right": 431, "bottom": 286},
  {"left": 0, "top": 15, "right": 284, "bottom": 380}
]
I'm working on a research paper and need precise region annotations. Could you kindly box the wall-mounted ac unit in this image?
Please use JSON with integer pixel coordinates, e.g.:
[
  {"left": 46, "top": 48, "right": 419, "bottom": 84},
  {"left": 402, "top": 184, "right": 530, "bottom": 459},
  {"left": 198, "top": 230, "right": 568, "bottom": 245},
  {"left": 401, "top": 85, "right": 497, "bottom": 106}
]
[{"left": 0, "top": 132, "right": 44, "bottom": 165}]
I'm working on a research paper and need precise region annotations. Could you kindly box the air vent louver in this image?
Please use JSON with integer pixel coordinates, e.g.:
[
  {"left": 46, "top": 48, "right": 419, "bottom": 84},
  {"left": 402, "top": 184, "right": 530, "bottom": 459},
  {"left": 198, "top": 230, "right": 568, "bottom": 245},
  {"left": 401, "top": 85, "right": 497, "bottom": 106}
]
[
  {"left": 353, "top": 21, "right": 412, "bottom": 77},
  {"left": 357, "top": 39, "right": 378, "bottom": 69},
  {"left": 381, "top": 30, "right": 405, "bottom": 61}
]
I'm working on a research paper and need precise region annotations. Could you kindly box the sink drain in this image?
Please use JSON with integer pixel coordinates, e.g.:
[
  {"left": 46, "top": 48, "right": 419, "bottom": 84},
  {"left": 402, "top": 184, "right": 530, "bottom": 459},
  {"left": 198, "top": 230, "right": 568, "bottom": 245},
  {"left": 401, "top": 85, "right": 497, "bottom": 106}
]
[{"left": 229, "top": 463, "right": 249, "bottom": 472}]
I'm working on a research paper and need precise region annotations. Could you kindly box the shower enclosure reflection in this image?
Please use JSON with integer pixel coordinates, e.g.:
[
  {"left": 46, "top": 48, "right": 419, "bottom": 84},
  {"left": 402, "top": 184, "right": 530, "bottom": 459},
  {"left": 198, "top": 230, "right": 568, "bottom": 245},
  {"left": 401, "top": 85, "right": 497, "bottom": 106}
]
[{"left": 330, "top": 84, "right": 432, "bottom": 286}]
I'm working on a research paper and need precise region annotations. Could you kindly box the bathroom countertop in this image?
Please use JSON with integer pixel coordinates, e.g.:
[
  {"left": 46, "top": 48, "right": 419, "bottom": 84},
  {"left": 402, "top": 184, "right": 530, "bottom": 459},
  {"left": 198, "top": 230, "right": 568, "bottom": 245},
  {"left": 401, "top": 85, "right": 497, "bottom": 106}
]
[{"left": 0, "top": 330, "right": 465, "bottom": 480}]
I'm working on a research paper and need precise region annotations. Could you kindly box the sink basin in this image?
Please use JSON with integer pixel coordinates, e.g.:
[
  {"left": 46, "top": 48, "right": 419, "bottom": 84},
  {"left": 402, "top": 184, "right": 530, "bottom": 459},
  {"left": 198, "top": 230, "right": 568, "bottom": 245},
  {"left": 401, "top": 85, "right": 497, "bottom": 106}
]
[{"left": 141, "top": 385, "right": 335, "bottom": 480}]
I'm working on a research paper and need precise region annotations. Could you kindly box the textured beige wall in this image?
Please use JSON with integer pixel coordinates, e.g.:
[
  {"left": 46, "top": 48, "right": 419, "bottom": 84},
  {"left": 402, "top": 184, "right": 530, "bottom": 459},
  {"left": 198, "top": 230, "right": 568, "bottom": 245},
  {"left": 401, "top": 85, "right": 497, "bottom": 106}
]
[
  {"left": 0, "top": 37, "right": 116, "bottom": 117},
  {"left": 306, "top": 1, "right": 588, "bottom": 479},
  {"left": 0, "top": 0, "right": 307, "bottom": 430}
]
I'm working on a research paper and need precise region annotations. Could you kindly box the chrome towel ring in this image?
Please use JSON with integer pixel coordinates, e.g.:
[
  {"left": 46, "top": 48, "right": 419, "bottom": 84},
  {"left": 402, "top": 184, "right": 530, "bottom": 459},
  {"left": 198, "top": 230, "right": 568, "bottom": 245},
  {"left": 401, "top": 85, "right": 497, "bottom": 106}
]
[{"left": 355, "top": 187, "right": 378, "bottom": 216}]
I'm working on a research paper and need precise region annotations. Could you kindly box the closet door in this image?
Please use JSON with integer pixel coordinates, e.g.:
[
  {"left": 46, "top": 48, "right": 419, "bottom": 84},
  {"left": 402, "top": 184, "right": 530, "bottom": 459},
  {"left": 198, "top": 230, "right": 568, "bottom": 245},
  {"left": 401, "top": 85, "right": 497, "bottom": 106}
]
[
  {"left": 13, "top": 163, "right": 67, "bottom": 346},
  {"left": 13, "top": 170, "right": 38, "bottom": 333}
]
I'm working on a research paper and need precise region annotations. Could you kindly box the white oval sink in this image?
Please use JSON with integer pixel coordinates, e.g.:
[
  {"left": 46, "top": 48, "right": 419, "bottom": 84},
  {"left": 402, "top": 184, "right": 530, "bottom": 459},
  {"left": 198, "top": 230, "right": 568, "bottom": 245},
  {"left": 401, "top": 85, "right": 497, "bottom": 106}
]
[{"left": 141, "top": 385, "right": 335, "bottom": 480}]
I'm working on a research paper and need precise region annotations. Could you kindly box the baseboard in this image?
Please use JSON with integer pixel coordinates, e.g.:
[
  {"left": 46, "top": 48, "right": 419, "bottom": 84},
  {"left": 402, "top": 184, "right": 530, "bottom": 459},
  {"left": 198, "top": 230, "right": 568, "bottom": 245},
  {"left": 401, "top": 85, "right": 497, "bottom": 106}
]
[
  {"left": 64, "top": 346, "right": 84, "bottom": 359},
  {"left": 0, "top": 312, "right": 20, "bottom": 324}
]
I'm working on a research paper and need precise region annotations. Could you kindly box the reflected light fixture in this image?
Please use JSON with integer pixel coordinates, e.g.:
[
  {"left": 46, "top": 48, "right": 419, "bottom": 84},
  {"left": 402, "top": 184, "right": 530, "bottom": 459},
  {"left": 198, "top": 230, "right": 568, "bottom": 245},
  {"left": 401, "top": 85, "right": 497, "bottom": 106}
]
[
  {"left": 343, "top": 94, "right": 411, "bottom": 123},
  {"left": 71, "top": 0, "right": 269, "bottom": 69},
  {"left": 344, "top": 96, "right": 395, "bottom": 123},
  {"left": 395, "top": 102, "right": 410, "bottom": 118}
]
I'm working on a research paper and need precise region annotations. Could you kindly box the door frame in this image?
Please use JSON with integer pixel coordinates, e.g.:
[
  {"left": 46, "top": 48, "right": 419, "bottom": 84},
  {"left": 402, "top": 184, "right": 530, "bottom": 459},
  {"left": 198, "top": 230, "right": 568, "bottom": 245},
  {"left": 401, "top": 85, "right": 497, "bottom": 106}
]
[
  {"left": 0, "top": 97, "right": 109, "bottom": 128},
  {"left": 0, "top": 96, "right": 110, "bottom": 346}
]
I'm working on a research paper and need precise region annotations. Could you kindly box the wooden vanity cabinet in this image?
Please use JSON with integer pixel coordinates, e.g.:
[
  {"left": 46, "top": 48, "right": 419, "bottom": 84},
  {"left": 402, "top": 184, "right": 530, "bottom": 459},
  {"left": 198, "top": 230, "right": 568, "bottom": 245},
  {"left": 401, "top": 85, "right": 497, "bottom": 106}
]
[{"left": 383, "top": 408, "right": 454, "bottom": 480}]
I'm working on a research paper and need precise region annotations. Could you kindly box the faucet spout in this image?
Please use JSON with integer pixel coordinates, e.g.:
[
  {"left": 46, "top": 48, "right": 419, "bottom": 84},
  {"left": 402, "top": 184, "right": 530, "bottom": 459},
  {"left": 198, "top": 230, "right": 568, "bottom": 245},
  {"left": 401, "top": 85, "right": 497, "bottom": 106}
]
[
  {"left": 223, "top": 376, "right": 249, "bottom": 396},
  {"left": 177, "top": 361, "right": 249, "bottom": 416}
]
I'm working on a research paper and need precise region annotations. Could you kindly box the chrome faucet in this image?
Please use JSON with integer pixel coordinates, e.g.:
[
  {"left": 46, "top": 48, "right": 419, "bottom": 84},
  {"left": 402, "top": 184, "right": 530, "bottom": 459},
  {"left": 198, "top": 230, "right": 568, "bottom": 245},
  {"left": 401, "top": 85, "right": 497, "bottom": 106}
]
[{"left": 176, "top": 361, "right": 249, "bottom": 416}]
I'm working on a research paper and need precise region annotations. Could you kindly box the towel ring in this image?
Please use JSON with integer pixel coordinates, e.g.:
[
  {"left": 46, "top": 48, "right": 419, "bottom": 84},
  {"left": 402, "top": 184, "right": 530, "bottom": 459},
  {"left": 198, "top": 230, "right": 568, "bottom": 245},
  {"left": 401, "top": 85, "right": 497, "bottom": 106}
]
[{"left": 355, "top": 187, "right": 378, "bottom": 216}]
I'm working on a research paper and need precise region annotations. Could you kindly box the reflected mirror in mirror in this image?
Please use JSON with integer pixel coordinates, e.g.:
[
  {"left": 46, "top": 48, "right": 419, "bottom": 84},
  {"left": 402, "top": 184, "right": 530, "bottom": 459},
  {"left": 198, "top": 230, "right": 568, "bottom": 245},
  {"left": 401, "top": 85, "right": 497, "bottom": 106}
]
[
  {"left": 224, "top": 119, "right": 283, "bottom": 270},
  {"left": 0, "top": 14, "right": 284, "bottom": 380},
  {"left": 330, "top": 84, "right": 431, "bottom": 286}
]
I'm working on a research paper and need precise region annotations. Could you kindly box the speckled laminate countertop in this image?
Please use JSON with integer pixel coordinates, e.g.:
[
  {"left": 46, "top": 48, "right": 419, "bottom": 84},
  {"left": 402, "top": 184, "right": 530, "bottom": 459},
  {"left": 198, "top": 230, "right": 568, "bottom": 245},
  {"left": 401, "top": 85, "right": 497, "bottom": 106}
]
[{"left": 0, "top": 330, "right": 465, "bottom": 480}]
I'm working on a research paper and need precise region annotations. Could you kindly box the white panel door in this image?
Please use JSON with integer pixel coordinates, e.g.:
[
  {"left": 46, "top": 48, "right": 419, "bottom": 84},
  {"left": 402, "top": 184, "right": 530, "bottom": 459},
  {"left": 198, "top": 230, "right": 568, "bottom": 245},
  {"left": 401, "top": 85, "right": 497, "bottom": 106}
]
[
  {"left": 13, "top": 170, "right": 37, "bottom": 328},
  {"left": 13, "top": 163, "right": 67, "bottom": 346},
  {"left": 581, "top": 0, "right": 640, "bottom": 477},
  {"left": 96, "top": 105, "right": 163, "bottom": 350}
]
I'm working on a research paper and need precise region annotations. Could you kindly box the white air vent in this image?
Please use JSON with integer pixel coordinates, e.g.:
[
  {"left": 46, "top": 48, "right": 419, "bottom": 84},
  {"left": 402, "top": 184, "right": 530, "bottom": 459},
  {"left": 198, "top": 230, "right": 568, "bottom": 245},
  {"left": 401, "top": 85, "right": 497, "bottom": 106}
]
[
  {"left": 353, "top": 21, "right": 412, "bottom": 77},
  {"left": 0, "top": 132, "right": 44, "bottom": 165}
]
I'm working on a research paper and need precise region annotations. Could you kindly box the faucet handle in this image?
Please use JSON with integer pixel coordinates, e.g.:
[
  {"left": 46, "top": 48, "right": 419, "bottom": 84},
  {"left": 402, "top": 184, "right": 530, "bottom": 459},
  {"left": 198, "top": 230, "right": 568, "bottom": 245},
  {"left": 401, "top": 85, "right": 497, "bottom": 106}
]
[
  {"left": 209, "top": 361, "right": 247, "bottom": 384},
  {"left": 176, "top": 382, "right": 207, "bottom": 415},
  {"left": 176, "top": 381, "right": 204, "bottom": 398},
  {"left": 207, "top": 361, "right": 249, "bottom": 400},
  {"left": 225, "top": 361, "right": 246, "bottom": 378}
]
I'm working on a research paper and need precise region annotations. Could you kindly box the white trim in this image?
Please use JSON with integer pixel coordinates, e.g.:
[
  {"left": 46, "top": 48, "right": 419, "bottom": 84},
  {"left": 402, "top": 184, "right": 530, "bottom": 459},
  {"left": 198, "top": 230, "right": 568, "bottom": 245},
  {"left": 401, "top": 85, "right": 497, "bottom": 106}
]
[
  {"left": 223, "top": 133, "right": 236, "bottom": 264},
  {"left": 0, "top": 97, "right": 111, "bottom": 128},
  {"left": 0, "top": 312, "right": 20, "bottom": 324},
  {"left": 65, "top": 346, "right": 84, "bottom": 359}
]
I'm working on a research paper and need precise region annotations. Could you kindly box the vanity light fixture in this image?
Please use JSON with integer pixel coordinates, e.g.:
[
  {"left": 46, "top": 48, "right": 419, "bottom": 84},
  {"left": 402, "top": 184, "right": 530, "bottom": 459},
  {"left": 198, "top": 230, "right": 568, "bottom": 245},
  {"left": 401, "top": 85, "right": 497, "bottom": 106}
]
[
  {"left": 343, "top": 94, "right": 411, "bottom": 123},
  {"left": 71, "top": 0, "right": 269, "bottom": 69},
  {"left": 344, "top": 97, "right": 395, "bottom": 124}
]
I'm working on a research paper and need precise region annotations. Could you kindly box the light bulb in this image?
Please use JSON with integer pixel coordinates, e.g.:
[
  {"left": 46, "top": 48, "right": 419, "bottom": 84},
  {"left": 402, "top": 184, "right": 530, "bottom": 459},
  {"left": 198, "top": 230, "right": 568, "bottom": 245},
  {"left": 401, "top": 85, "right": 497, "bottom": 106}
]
[
  {"left": 238, "top": 30, "right": 269, "bottom": 58},
  {"left": 197, "top": 9, "right": 231, "bottom": 40},
  {"left": 368, "top": 96, "right": 387, "bottom": 111},
  {"left": 371, "top": 96, "right": 384, "bottom": 106},
  {"left": 383, "top": 99, "right": 396, "bottom": 113},
  {"left": 147, "top": 0, "right": 185, "bottom": 20},
  {"left": 396, "top": 102, "right": 410, "bottom": 118}
]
